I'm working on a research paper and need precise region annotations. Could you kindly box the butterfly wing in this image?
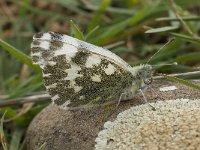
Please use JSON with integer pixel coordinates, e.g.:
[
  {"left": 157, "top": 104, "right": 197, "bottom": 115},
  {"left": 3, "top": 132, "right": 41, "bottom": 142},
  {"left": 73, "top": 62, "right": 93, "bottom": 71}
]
[{"left": 31, "top": 32, "right": 134, "bottom": 109}]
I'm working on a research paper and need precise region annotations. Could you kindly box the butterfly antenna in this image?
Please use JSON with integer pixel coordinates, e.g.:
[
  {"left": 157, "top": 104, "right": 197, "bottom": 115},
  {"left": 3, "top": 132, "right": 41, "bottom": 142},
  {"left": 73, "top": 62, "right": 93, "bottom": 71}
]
[
  {"left": 151, "top": 62, "right": 178, "bottom": 67},
  {"left": 146, "top": 38, "right": 175, "bottom": 64}
]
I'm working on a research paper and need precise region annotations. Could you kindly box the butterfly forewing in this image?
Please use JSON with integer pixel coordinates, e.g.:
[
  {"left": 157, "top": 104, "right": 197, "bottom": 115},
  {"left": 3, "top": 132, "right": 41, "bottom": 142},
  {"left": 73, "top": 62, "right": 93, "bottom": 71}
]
[{"left": 31, "top": 32, "right": 134, "bottom": 109}]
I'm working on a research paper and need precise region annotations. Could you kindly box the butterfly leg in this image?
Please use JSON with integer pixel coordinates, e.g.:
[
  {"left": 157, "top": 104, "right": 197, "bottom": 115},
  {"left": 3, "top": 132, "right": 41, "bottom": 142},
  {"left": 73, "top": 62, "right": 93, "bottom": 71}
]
[
  {"left": 104, "top": 92, "right": 126, "bottom": 120},
  {"left": 108, "top": 92, "right": 125, "bottom": 113},
  {"left": 139, "top": 89, "right": 156, "bottom": 111},
  {"left": 149, "top": 86, "right": 165, "bottom": 100},
  {"left": 115, "top": 92, "right": 126, "bottom": 108}
]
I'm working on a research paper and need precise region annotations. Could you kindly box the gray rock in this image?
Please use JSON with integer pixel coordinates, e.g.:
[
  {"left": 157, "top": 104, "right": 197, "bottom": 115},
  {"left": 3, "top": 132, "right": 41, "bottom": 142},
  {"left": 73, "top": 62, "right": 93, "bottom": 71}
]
[{"left": 26, "top": 79, "right": 200, "bottom": 150}]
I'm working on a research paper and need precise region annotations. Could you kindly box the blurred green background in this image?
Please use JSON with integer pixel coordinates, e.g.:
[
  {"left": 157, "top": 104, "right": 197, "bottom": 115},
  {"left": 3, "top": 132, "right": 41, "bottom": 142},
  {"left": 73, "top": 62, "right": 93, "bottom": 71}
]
[{"left": 0, "top": 0, "right": 200, "bottom": 149}]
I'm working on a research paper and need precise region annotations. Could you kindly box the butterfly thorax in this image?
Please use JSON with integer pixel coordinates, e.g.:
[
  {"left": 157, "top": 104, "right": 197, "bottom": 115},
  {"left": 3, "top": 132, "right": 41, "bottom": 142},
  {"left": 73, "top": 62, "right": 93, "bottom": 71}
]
[
  {"left": 122, "top": 64, "right": 153, "bottom": 99},
  {"left": 131, "top": 64, "right": 153, "bottom": 87}
]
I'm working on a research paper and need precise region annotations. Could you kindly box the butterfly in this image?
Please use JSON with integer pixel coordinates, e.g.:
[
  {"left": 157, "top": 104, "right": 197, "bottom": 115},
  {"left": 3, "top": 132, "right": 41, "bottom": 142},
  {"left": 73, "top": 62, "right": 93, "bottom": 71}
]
[{"left": 31, "top": 32, "right": 153, "bottom": 110}]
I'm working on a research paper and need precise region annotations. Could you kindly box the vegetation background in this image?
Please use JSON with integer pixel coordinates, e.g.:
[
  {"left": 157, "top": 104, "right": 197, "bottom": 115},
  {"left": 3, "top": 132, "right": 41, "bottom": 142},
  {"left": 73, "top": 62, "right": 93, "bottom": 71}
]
[{"left": 0, "top": 0, "right": 200, "bottom": 149}]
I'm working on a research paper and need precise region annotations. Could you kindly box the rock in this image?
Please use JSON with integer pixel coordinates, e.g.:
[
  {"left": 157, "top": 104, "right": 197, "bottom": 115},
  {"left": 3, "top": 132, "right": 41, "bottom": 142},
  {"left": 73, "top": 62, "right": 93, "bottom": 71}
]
[
  {"left": 26, "top": 79, "right": 200, "bottom": 150},
  {"left": 95, "top": 99, "right": 200, "bottom": 150}
]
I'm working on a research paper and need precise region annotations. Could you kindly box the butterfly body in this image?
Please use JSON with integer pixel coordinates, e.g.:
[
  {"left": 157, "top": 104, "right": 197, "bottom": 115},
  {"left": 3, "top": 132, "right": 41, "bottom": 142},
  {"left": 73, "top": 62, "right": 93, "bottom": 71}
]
[{"left": 31, "top": 32, "right": 152, "bottom": 109}]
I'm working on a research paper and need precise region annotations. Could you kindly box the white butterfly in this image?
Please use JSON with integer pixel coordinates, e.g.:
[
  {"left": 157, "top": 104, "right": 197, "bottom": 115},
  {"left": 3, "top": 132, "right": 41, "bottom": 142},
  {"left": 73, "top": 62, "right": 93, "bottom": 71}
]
[{"left": 31, "top": 32, "right": 153, "bottom": 109}]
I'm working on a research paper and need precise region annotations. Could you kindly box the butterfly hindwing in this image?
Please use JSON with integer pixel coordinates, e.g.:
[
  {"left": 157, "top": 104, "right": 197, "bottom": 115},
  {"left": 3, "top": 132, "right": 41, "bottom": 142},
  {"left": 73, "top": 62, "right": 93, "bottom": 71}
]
[{"left": 31, "top": 32, "right": 134, "bottom": 109}]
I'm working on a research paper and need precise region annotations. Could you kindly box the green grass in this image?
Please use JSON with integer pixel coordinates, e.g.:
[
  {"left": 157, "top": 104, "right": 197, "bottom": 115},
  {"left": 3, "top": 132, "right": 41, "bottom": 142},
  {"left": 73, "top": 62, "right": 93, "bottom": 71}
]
[{"left": 0, "top": 0, "right": 200, "bottom": 149}]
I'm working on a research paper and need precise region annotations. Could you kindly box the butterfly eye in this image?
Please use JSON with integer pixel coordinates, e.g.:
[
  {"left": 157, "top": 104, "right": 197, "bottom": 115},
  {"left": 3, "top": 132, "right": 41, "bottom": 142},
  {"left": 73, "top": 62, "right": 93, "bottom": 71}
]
[{"left": 144, "top": 77, "right": 152, "bottom": 85}]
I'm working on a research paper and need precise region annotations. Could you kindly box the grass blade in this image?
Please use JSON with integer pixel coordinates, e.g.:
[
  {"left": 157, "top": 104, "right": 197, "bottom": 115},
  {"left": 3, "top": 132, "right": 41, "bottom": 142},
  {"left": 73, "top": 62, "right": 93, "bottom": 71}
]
[
  {"left": 91, "top": 1, "right": 165, "bottom": 45},
  {"left": 145, "top": 26, "right": 178, "bottom": 33},
  {"left": 0, "top": 111, "right": 8, "bottom": 150},
  {"left": 10, "top": 128, "right": 23, "bottom": 150},
  {"left": 85, "top": 4, "right": 135, "bottom": 15},
  {"left": 8, "top": 0, "right": 68, "bottom": 21},
  {"left": 156, "top": 16, "right": 200, "bottom": 21},
  {"left": 37, "top": 142, "right": 46, "bottom": 150},
  {"left": 87, "top": 0, "right": 111, "bottom": 32},
  {"left": 85, "top": 25, "right": 99, "bottom": 41},
  {"left": 173, "top": 52, "right": 200, "bottom": 63},
  {"left": 170, "top": 32, "right": 200, "bottom": 43},
  {"left": 70, "top": 20, "right": 85, "bottom": 41},
  {"left": 104, "top": 41, "right": 125, "bottom": 49},
  {"left": 0, "top": 39, "right": 40, "bottom": 71},
  {"left": 163, "top": 74, "right": 200, "bottom": 91}
]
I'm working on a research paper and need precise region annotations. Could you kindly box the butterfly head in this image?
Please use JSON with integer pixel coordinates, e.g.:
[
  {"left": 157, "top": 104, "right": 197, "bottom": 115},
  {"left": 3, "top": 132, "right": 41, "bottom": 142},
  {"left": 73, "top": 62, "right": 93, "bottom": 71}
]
[
  {"left": 138, "top": 65, "right": 153, "bottom": 85},
  {"left": 132, "top": 64, "right": 153, "bottom": 87}
]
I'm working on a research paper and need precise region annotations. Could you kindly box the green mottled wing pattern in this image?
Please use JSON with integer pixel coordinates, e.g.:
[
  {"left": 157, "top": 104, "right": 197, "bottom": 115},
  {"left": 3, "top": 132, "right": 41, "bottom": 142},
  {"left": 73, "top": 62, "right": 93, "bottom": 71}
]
[{"left": 31, "top": 32, "right": 135, "bottom": 109}]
